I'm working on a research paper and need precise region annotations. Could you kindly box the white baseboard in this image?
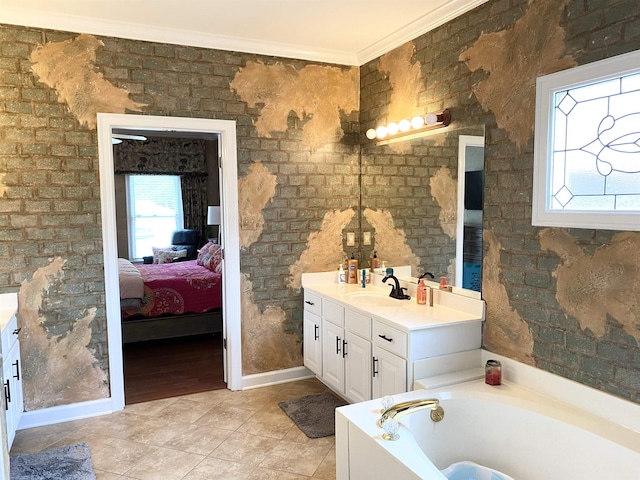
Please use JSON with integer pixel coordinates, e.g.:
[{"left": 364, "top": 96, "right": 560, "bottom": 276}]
[
  {"left": 18, "top": 397, "right": 116, "bottom": 431},
  {"left": 241, "top": 366, "right": 314, "bottom": 390}
]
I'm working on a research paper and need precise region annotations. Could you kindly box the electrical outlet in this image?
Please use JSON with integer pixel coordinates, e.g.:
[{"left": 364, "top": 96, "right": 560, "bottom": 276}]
[
  {"left": 363, "top": 231, "right": 371, "bottom": 245},
  {"left": 346, "top": 232, "right": 355, "bottom": 246}
]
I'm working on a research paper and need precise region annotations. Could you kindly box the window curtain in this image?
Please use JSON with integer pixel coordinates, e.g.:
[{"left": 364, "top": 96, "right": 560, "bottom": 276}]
[{"left": 181, "top": 175, "right": 208, "bottom": 242}]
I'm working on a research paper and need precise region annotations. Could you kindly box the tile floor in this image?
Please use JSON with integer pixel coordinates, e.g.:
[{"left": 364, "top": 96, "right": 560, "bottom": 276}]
[{"left": 10, "top": 379, "right": 337, "bottom": 480}]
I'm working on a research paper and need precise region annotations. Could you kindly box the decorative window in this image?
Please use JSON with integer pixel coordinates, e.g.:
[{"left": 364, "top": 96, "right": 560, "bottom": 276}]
[
  {"left": 126, "top": 175, "right": 184, "bottom": 260},
  {"left": 533, "top": 49, "right": 640, "bottom": 231}
]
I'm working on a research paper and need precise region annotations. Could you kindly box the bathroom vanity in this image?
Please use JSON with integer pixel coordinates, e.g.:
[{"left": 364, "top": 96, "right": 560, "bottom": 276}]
[
  {"left": 0, "top": 292, "right": 20, "bottom": 479},
  {"left": 301, "top": 271, "right": 485, "bottom": 403}
]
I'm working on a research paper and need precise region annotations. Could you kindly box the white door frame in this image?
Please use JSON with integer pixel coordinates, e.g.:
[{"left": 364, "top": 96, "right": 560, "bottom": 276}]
[{"left": 97, "top": 113, "right": 242, "bottom": 412}]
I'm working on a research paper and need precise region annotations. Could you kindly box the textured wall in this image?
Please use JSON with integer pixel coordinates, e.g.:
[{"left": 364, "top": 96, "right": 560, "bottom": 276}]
[
  {"left": 0, "top": 25, "right": 359, "bottom": 408},
  {"left": 361, "top": 0, "right": 640, "bottom": 403},
  {"left": 1, "top": 0, "right": 640, "bottom": 410}
]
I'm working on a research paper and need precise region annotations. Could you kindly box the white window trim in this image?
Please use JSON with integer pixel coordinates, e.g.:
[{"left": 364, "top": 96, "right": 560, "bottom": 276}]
[{"left": 533, "top": 48, "right": 640, "bottom": 231}]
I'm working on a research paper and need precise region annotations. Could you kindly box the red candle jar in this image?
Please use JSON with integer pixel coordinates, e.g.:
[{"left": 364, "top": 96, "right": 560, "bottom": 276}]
[{"left": 485, "top": 360, "right": 502, "bottom": 385}]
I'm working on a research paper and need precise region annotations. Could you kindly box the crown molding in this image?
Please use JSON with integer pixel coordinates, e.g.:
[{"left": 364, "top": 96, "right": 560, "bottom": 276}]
[
  {"left": 0, "top": 7, "right": 359, "bottom": 66},
  {"left": 356, "top": 0, "right": 489, "bottom": 65},
  {"left": 2, "top": 1, "right": 488, "bottom": 67}
]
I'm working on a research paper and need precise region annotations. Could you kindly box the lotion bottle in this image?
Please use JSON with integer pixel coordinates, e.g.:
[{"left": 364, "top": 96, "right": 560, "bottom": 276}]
[
  {"left": 416, "top": 278, "right": 427, "bottom": 305},
  {"left": 338, "top": 264, "right": 346, "bottom": 284},
  {"left": 439, "top": 276, "right": 448, "bottom": 290},
  {"left": 347, "top": 253, "right": 358, "bottom": 284},
  {"left": 370, "top": 250, "right": 381, "bottom": 272}
]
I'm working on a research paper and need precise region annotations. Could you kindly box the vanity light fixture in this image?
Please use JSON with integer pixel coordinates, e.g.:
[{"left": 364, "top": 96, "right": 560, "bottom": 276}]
[{"left": 366, "top": 109, "right": 451, "bottom": 142}]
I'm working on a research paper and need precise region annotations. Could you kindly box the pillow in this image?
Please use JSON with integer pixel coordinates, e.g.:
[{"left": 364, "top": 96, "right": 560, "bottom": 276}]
[
  {"left": 204, "top": 245, "right": 223, "bottom": 273},
  {"left": 196, "top": 241, "right": 218, "bottom": 266},
  {"left": 152, "top": 246, "right": 187, "bottom": 264}
]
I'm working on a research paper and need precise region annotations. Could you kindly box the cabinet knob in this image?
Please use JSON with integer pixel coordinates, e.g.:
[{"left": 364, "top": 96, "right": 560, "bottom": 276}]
[
  {"left": 378, "top": 334, "right": 393, "bottom": 343},
  {"left": 305, "top": 300, "right": 314, "bottom": 306},
  {"left": 314, "top": 324, "right": 319, "bottom": 341},
  {"left": 13, "top": 327, "right": 21, "bottom": 336},
  {"left": 342, "top": 339, "right": 348, "bottom": 358},
  {"left": 372, "top": 357, "right": 379, "bottom": 377}
]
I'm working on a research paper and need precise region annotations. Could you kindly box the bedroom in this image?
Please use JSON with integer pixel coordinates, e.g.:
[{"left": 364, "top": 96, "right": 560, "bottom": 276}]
[{"left": 113, "top": 131, "right": 225, "bottom": 404}]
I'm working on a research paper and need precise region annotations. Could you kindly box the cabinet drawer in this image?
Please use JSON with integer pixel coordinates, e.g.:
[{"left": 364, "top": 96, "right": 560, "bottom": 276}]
[
  {"left": 345, "top": 309, "right": 371, "bottom": 340},
  {"left": 2, "top": 314, "right": 18, "bottom": 354},
  {"left": 323, "top": 300, "right": 344, "bottom": 327},
  {"left": 373, "top": 320, "right": 407, "bottom": 358},
  {"left": 303, "top": 291, "right": 322, "bottom": 317}
]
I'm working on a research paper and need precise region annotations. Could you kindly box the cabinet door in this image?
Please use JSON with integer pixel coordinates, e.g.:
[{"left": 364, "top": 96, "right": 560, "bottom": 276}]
[
  {"left": 303, "top": 313, "right": 322, "bottom": 376},
  {"left": 2, "top": 358, "right": 13, "bottom": 447},
  {"left": 322, "top": 321, "right": 345, "bottom": 395},
  {"left": 344, "top": 332, "right": 371, "bottom": 404},
  {"left": 4, "top": 339, "right": 22, "bottom": 448},
  {"left": 372, "top": 345, "right": 407, "bottom": 399}
]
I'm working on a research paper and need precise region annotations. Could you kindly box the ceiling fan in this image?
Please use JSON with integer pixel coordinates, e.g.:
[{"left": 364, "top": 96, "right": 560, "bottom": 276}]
[{"left": 111, "top": 133, "right": 148, "bottom": 145}]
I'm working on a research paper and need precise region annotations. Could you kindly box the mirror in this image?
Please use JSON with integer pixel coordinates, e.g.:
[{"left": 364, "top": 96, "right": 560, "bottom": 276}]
[{"left": 359, "top": 124, "right": 485, "bottom": 293}]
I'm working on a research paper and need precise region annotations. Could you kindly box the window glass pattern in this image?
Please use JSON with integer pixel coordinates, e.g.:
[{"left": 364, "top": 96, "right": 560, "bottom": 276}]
[{"left": 552, "top": 72, "right": 640, "bottom": 211}]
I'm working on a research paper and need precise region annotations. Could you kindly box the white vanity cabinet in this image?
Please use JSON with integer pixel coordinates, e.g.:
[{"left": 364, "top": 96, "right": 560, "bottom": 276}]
[
  {"left": 303, "top": 291, "right": 323, "bottom": 377},
  {"left": 301, "top": 273, "right": 484, "bottom": 405},
  {"left": 2, "top": 313, "right": 23, "bottom": 448}
]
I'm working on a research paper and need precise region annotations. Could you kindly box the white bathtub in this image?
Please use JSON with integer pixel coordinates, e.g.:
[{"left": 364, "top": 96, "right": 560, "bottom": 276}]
[{"left": 335, "top": 380, "right": 640, "bottom": 479}]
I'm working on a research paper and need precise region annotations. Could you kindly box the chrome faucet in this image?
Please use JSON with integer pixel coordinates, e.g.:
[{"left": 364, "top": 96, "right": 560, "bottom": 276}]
[
  {"left": 381, "top": 398, "right": 444, "bottom": 424},
  {"left": 382, "top": 273, "right": 411, "bottom": 300}
]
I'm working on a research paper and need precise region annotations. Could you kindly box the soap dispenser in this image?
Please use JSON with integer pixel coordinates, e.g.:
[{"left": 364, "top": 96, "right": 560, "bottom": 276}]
[
  {"left": 370, "top": 250, "right": 381, "bottom": 272},
  {"left": 338, "top": 264, "right": 346, "bottom": 284},
  {"left": 416, "top": 278, "right": 427, "bottom": 305}
]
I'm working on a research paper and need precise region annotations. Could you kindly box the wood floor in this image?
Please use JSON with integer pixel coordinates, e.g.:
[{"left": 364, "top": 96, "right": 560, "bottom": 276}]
[{"left": 123, "top": 333, "right": 226, "bottom": 405}]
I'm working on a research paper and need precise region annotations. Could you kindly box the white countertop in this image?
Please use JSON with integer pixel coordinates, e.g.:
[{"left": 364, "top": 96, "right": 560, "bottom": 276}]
[
  {"left": 0, "top": 293, "right": 17, "bottom": 333},
  {"left": 302, "top": 272, "right": 484, "bottom": 332}
]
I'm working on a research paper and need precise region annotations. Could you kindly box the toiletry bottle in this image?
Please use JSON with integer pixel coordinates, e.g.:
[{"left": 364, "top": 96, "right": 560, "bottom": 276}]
[
  {"left": 439, "top": 276, "right": 448, "bottom": 290},
  {"left": 347, "top": 253, "right": 358, "bottom": 284},
  {"left": 370, "top": 250, "right": 381, "bottom": 272},
  {"left": 416, "top": 278, "right": 427, "bottom": 305},
  {"left": 338, "top": 264, "right": 346, "bottom": 284},
  {"left": 361, "top": 269, "right": 367, "bottom": 288}
]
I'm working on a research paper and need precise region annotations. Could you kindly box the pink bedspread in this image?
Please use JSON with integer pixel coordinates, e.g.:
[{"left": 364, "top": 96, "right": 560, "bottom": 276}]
[{"left": 121, "top": 260, "right": 222, "bottom": 319}]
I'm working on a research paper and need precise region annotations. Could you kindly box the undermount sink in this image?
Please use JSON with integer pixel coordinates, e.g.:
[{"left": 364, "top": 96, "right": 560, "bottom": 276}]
[{"left": 344, "top": 292, "right": 406, "bottom": 307}]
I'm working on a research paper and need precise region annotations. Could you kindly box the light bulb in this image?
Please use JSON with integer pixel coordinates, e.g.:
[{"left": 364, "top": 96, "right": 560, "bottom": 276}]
[
  {"left": 425, "top": 113, "right": 439, "bottom": 125},
  {"left": 398, "top": 119, "right": 411, "bottom": 132},
  {"left": 387, "top": 122, "right": 399, "bottom": 135},
  {"left": 376, "top": 126, "right": 388, "bottom": 139},
  {"left": 411, "top": 115, "right": 425, "bottom": 129},
  {"left": 366, "top": 128, "right": 377, "bottom": 140}
]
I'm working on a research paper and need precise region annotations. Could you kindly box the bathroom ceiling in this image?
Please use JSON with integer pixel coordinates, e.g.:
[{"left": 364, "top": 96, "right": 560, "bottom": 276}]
[{"left": 0, "top": 0, "right": 488, "bottom": 65}]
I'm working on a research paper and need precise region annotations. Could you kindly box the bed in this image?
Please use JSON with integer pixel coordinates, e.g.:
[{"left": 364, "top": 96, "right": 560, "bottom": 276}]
[{"left": 118, "top": 245, "right": 223, "bottom": 343}]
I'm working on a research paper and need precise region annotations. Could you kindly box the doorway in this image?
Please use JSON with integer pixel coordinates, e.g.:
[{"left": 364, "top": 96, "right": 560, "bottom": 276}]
[{"left": 97, "top": 113, "right": 242, "bottom": 413}]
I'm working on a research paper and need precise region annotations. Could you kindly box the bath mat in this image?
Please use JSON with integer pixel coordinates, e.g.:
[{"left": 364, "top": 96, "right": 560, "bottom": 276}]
[
  {"left": 10, "top": 442, "right": 96, "bottom": 480},
  {"left": 279, "top": 391, "right": 347, "bottom": 438}
]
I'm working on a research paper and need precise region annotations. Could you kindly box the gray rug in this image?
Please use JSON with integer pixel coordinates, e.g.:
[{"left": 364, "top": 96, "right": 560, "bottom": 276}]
[
  {"left": 10, "top": 442, "right": 96, "bottom": 480},
  {"left": 279, "top": 391, "right": 347, "bottom": 438}
]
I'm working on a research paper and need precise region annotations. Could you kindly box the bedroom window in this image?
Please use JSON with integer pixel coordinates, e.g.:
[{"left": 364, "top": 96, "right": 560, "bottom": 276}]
[
  {"left": 533, "top": 49, "right": 640, "bottom": 231},
  {"left": 126, "top": 175, "right": 184, "bottom": 260}
]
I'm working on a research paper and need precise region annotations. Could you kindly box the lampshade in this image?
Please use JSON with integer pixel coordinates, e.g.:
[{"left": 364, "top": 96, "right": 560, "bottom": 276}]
[{"left": 207, "top": 206, "right": 221, "bottom": 226}]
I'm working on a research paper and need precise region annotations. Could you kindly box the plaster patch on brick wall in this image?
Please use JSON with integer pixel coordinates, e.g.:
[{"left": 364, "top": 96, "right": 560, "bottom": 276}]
[
  {"left": 238, "top": 161, "right": 277, "bottom": 248},
  {"left": 378, "top": 42, "right": 422, "bottom": 124},
  {"left": 29, "top": 34, "right": 145, "bottom": 129},
  {"left": 459, "top": 0, "right": 576, "bottom": 149},
  {"left": 540, "top": 229, "right": 640, "bottom": 342},
  {"left": 18, "top": 257, "right": 108, "bottom": 410},
  {"left": 230, "top": 61, "right": 358, "bottom": 151},
  {"left": 483, "top": 230, "right": 534, "bottom": 364},
  {"left": 377, "top": 42, "right": 422, "bottom": 154},
  {"left": 363, "top": 208, "right": 420, "bottom": 274},
  {"left": 0, "top": 174, "right": 6, "bottom": 197},
  {"left": 240, "top": 273, "right": 300, "bottom": 375},
  {"left": 429, "top": 166, "right": 457, "bottom": 239},
  {"left": 288, "top": 208, "right": 356, "bottom": 290}
]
